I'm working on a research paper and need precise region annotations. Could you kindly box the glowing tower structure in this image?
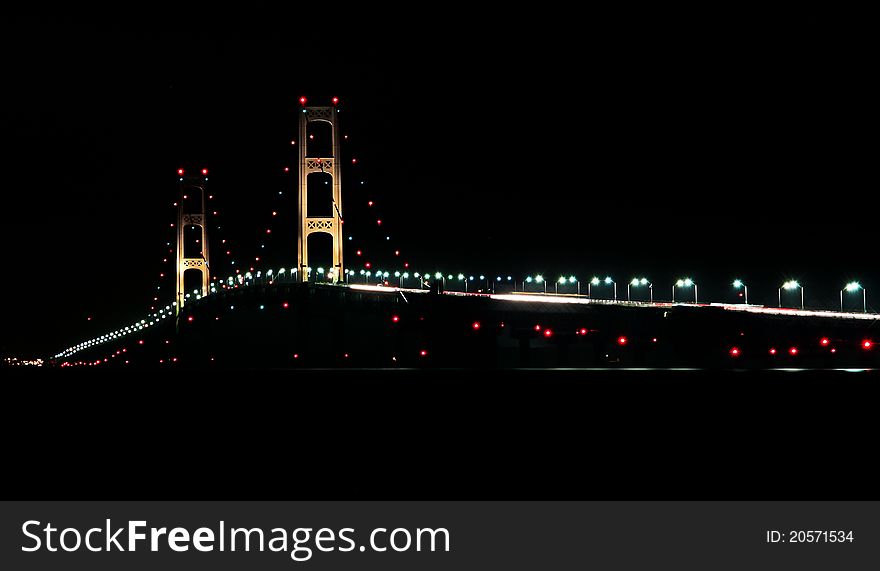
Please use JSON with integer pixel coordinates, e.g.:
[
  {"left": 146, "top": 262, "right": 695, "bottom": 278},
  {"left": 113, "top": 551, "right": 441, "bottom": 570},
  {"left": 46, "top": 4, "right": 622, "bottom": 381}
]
[
  {"left": 175, "top": 169, "right": 211, "bottom": 315},
  {"left": 297, "top": 98, "right": 343, "bottom": 283}
]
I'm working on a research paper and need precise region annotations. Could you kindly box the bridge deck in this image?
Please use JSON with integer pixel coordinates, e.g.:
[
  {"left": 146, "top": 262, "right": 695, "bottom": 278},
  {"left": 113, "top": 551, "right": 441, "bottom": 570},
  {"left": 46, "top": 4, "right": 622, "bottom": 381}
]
[{"left": 347, "top": 284, "right": 880, "bottom": 322}]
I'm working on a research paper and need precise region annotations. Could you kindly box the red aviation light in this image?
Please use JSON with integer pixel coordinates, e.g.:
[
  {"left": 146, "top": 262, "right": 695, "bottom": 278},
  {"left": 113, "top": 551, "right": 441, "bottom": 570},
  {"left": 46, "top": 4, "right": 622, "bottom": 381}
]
[
  {"left": 543, "top": 329, "right": 553, "bottom": 338},
  {"left": 392, "top": 315, "right": 400, "bottom": 323},
  {"left": 177, "top": 168, "right": 185, "bottom": 175},
  {"left": 729, "top": 347, "right": 741, "bottom": 357},
  {"left": 299, "top": 96, "right": 307, "bottom": 105},
  {"left": 862, "top": 339, "right": 873, "bottom": 350},
  {"left": 789, "top": 347, "right": 799, "bottom": 356},
  {"left": 332, "top": 97, "right": 339, "bottom": 105},
  {"left": 617, "top": 336, "right": 628, "bottom": 346},
  {"left": 201, "top": 168, "right": 208, "bottom": 175},
  {"left": 472, "top": 321, "right": 481, "bottom": 330},
  {"left": 820, "top": 337, "right": 830, "bottom": 346},
  {"left": 769, "top": 348, "right": 777, "bottom": 355}
]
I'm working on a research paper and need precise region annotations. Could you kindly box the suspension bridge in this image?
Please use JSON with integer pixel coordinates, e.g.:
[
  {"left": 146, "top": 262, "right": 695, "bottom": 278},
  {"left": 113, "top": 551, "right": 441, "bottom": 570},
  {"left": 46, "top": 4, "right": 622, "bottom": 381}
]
[{"left": 48, "top": 98, "right": 880, "bottom": 369}]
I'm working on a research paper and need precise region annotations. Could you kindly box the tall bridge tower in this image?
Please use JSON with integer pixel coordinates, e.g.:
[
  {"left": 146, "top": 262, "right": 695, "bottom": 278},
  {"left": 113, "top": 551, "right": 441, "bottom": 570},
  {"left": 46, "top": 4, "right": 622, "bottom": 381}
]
[
  {"left": 297, "top": 99, "right": 343, "bottom": 283},
  {"left": 175, "top": 168, "right": 211, "bottom": 315}
]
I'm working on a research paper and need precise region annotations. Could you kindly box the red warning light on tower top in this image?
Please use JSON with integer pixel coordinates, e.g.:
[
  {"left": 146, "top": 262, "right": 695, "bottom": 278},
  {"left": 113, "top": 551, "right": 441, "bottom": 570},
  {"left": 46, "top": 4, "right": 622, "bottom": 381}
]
[
  {"left": 201, "top": 168, "right": 208, "bottom": 176},
  {"left": 862, "top": 339, "right": 873, "bottom": 350},
  {"left": 177, "top": 168, "right": 185, "bottom": 175},
  {"left": 299, "top": 96, "right": 307, "bottom": 105},
  {"left": 332, "top": 97, "right": 339, "bottom": 105}
]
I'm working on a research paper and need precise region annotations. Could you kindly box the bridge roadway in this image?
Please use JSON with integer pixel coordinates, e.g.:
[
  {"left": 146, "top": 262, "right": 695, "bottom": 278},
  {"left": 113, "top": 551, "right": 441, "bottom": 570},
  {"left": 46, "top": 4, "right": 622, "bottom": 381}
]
[
  {"left": 347, "top": 283, "right": 880, "bottom": 322},
  {"left": 55, "top": 281, "right": 880, "bottom": 366}
]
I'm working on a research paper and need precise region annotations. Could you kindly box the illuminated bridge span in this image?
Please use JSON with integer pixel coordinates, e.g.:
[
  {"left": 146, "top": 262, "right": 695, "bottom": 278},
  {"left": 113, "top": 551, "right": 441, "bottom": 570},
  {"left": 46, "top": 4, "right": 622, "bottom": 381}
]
[{"left": 50, "top": 98, "right": 880, "bottom": 368}]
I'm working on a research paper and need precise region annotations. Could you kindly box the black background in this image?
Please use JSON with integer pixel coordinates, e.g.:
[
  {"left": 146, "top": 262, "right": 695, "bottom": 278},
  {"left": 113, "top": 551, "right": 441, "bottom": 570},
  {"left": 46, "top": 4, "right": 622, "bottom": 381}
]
[
  {"left": 1, "top": 7, "right": 877, "bottom": 503},
  {"left": 1, "top": 6, "right": 874, "bottom": 356}
]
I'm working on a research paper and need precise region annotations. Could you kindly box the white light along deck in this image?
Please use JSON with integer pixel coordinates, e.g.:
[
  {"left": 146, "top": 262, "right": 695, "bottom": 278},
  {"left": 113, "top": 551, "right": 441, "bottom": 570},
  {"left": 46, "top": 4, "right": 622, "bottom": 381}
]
[{"left": 346, "top": 285, "right": 880, "bottom": 322}]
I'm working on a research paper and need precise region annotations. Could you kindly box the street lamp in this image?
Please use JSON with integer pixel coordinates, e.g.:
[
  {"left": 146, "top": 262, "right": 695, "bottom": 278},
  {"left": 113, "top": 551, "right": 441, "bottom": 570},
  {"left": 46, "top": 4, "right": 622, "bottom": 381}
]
[
  {"left": 841, "top": 281, "right": 866, "bottom": 313},
  {"left": 628, "top": 278, "right": 653, "bottom": 302},
  {"left": 589, "top": 277, "right": 599, "bottom": 298},
  {"left": 779, "top": 280, "right": 803, "bottom": 310},
  {"left": 535, "top": 274, "right": 546, "bottom": 294},
  {"left": 555, "top": 276, "right": 565, "bottom": 295},
  {"left": 458, "top": 273, "right": 467, "bottom": 292},
  {"left": 732, "top": 279, "right": 748, "bottom": 304},
  {"left": 673, "top": 278, "right": 697, "bottom": 303},
  {"left": 605, "top": 277, "right": 617, "bottom": 301}
]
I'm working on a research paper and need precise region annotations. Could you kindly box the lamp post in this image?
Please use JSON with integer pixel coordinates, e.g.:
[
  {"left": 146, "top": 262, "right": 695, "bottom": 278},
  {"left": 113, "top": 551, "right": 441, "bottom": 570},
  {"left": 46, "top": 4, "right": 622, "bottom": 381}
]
[
  {"left": 457, "top": 273, "right": 467, "bottom": 292},
  {"left": 590, "top": 277, "right": 616, "bottom": 300},
  {"left": 841, "top": 281, "right": 866, "bottom": 313},
  {"left": 628, "top": 278, "right": 653, "bottom": 302},
  {"left": 732, "top": 279, "right": 748, "bottom": 304},
  {"left": 535, "top": 274, "right": 545, "bottom": 293},
  {"left": 673, "top": 278, "right": 697, "bottom": 303},
  {"left": 779, "top": 280, "right": 803, "bottom": 310},
  {"left": 605, "top": 277, "right": 617, "bottom": 301}
]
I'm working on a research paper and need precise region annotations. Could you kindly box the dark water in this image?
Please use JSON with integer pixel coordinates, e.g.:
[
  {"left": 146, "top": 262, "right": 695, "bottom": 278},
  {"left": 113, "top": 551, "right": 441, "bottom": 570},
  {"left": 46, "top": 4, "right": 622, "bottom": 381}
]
[{"left": 4, "top": 367, "right": 877, "bottom": 498}]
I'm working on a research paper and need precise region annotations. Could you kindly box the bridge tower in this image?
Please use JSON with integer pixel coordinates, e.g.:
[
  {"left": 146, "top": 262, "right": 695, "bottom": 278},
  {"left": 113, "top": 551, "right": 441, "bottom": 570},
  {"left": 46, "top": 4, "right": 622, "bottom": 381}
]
[
  {"left": 175, "top": 168, "right": 211, "bottom": 315},
  {"left": 297, "top": 99, "right": 343, "bottom": 283}
]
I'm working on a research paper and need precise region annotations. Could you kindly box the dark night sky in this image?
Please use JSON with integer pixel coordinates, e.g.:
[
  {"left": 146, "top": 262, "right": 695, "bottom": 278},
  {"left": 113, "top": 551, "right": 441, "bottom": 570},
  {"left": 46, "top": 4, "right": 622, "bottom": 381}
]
[{"left": 0, "top": 7, "right": 874, "bottom": 356}]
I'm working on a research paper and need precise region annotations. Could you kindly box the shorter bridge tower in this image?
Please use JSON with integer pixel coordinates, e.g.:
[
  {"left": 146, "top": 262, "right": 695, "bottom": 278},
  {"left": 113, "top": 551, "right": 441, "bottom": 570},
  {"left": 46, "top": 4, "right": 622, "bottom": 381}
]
[{"left": 175, "top": 168, "right": 211, "bottom": 315}]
